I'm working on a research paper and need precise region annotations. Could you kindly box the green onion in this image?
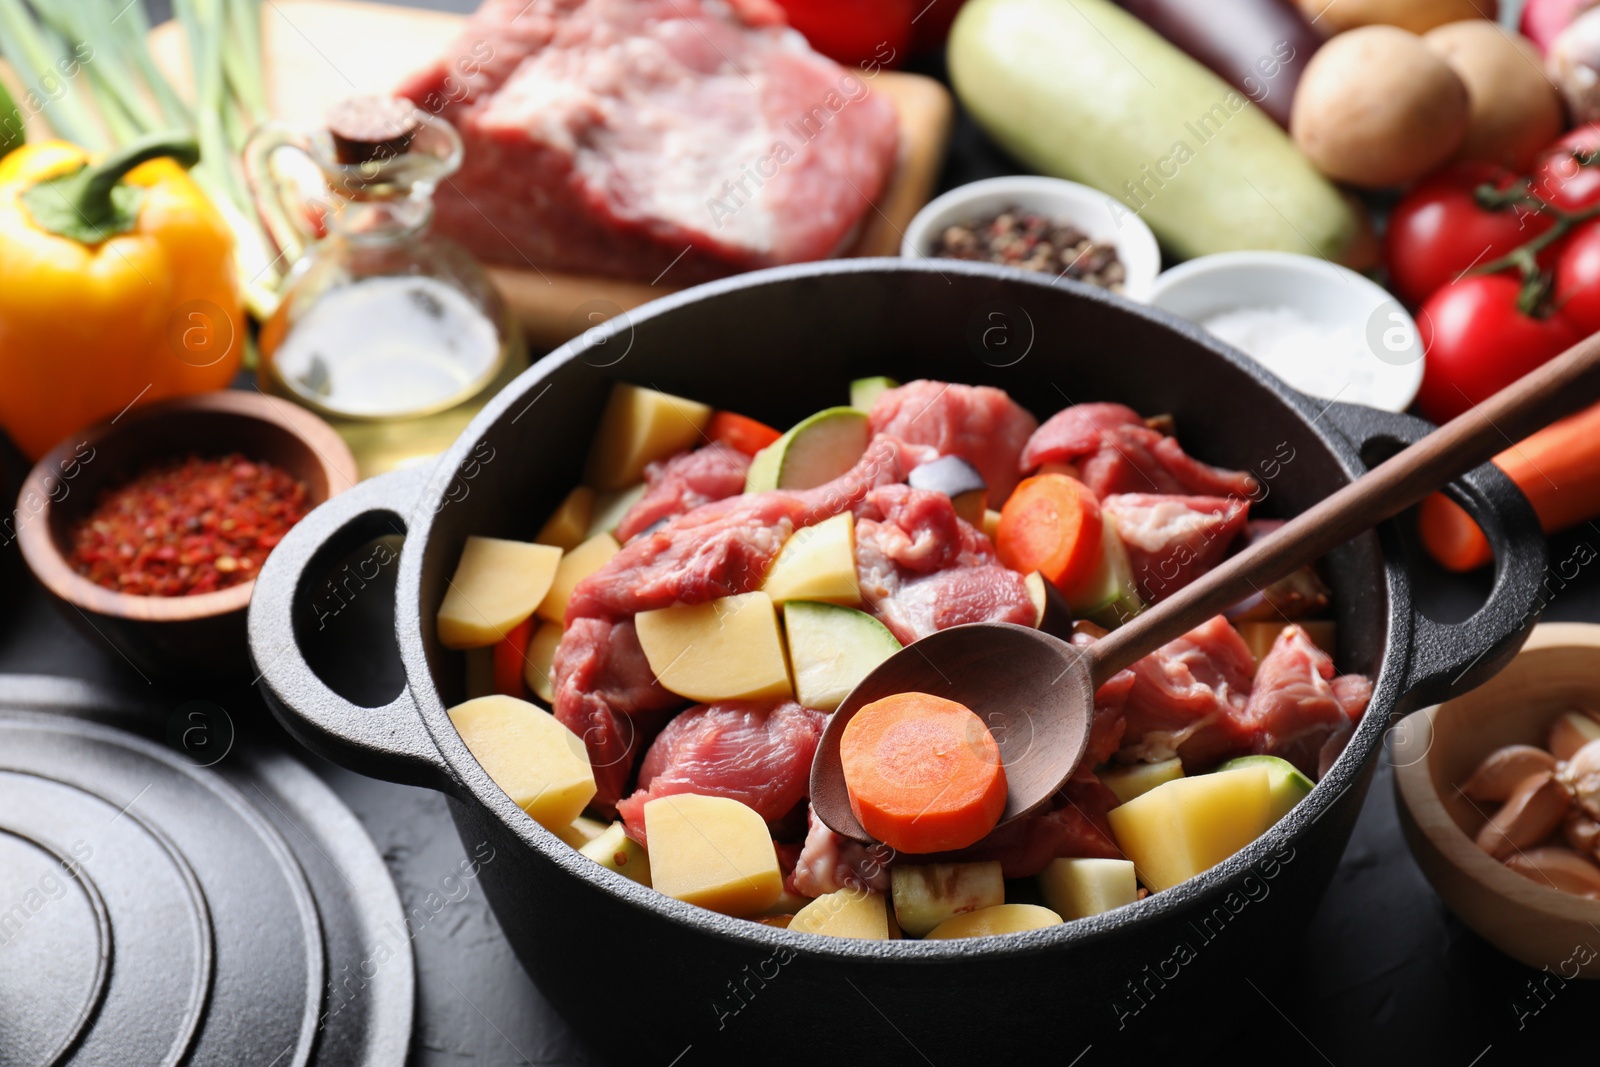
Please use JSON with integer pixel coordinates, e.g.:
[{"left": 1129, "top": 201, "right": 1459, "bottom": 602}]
[
  {"left": 0, "top": 0, "right": 281, "bottom": 316},
  {"left": 223, "top": 0, "right": 266, "bottom": 139},
  {"left": 97, "top": 0, "right": 192, "bottom": 129},
  {"left": 0, "top": 0, "right": 107, "bottom": 149},
  {"left": 36, "top": 4, "right": 165, "bottom": 136}
]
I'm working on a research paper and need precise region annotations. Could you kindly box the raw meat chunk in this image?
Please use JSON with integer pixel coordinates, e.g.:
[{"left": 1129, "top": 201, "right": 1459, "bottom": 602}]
[
  {"left": 792, "top": 808, "right": 893, "bottom": 896},
  {"left": 567, "top": 433, "right": 932, "bottom": 623},
  {"left": 617, "top": 699, "right": 825, "bottom": 844},
  {"left": 1245, "top": 625, "right": 1372, "bottom": 776},
  {"left": 1119, "top": 615, "right": 1258, "bottom": 769},
  {"left": 869, "top": 380, "right": 1038, "bottom": 498},
  {"left": 1021, "top": 403, "right": 1258, "bottom": 499},
  {"left": 1102, "top": 493, "right": 1249, "bottom": 603},
  {"left": 853, "top": 485, "right": 1035, "bottom": 644},
  {"left": 615, "top": 443, "right": 751, "bottom": 543},
  {"left": 551, "top": 616, "right": 686, "bottom": 813}
]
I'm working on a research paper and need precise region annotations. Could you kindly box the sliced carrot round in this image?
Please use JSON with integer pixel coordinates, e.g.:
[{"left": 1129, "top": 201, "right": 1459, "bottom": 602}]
[
  {"left": 839, "top": 692, "right": 1007, "bottom": 854},
  {"left": 707, "top": 410, "right": 782, "bottom": 457},
  {"left": 995, "top": 473, "right": 1103, "bottom": 596}
]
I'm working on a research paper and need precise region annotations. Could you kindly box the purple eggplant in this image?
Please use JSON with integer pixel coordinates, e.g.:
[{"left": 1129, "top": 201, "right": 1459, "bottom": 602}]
[{"left": 1115, "top": 0, "right": 1321, "bottom": 127}]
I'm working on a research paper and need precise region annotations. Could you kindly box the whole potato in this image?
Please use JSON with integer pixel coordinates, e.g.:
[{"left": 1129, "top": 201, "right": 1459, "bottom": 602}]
[
  {"left": 1425, "top": 21, "right": 1565, "bottom": 169},
  {"left": 1296, "top": 0, "right": 1498, "bottom": 35},
  {"left": 1291, "top": 25, "right": 1470, "bottom": 188}
]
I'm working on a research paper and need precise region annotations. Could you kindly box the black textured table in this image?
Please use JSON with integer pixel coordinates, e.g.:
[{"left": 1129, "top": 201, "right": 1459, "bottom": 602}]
[{"left": 5, "top": 2, "right": 1593, "bottom": 1063}]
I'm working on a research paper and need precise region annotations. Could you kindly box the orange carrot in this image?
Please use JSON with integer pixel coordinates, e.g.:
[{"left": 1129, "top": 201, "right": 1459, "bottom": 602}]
[
  {"left": 995, "top": 473, "right": 1104, "bottom": 596},
  {"left": 493, "top": 617, "right": 535, "bottom": 697},
  {"left": 1419, "top": 400, "right": 1600, "bottom": 571},
  {"left": 707, "top": 411, "right": 782, "bottom": 456},
  {"left": 839, "top": 692, "right": 1008, "bottom": 854}
]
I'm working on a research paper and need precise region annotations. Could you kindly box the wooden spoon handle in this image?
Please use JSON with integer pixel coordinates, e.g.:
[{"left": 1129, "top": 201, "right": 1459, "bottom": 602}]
[{"left": 1085, "top": 329, "right": 1600, "bottom": 685}]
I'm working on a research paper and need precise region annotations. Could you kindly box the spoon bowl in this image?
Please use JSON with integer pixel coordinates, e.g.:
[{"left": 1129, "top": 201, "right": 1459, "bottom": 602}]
[
  {"left": 809, "top": 623, "right": 1094, "bottom": 843},
  {"left": 811, "top": 325, "right": 1600, "bottom": 848}
]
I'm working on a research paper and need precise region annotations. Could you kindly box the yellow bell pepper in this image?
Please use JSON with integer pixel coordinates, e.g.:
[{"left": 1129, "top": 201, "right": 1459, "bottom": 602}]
[{"left": 0, "top": 133, "right": 242, "bottom": 459}]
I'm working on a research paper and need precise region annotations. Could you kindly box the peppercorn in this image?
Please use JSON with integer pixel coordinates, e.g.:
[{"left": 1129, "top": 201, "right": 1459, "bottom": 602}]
[{"left": 934, "top": 206, "right": 1127, "bottom": 291}]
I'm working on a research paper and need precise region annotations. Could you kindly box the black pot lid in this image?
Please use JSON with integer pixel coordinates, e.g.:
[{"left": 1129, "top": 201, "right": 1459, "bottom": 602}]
[{"left": 0, "top": 677, "right": 411, "bottom": 1067}]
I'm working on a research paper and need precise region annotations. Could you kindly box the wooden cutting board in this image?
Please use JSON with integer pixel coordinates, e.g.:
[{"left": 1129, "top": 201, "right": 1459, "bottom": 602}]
[{"left": 145, "top": 0, "right": 953, "bottom": 349}]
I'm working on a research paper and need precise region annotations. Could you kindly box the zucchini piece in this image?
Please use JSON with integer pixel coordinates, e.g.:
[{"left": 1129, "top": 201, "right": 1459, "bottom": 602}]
[
  {"left": 1217, "top": 754, "right": 1314, "bottom": 823},
  {"left": 850, "top": 375, "right": 899, "bottom": 412},
  {"left": 746, "top": 407, "right": 871, "bottom": 492},
  {"left": 1070, "top": 514, "right": 1143, "bottom": 629},
  {"left": 782, "top": 600, "right": 901, "bottom": 712}
]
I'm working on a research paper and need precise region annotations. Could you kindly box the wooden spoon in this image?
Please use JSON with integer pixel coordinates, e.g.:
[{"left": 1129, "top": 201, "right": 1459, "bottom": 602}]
[{"left": 810, "top": 330, "right": 1600, "bottom": 846}]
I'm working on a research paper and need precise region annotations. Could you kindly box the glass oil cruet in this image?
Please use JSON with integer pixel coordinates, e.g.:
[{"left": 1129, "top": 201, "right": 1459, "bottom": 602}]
[{"left": 245, "top": 97, "right": 525, "bottom": 477}]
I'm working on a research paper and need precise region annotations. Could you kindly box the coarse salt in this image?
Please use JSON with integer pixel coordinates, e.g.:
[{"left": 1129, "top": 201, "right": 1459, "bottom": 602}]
[{"left": 1201, "top": 305, "right": 1382, "bottom": 406}]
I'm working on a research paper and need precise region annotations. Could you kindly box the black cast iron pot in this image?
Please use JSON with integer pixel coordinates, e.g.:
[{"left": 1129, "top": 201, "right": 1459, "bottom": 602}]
[{"left": 249, "top": 260, "right": 1546, "bottom": 1063}]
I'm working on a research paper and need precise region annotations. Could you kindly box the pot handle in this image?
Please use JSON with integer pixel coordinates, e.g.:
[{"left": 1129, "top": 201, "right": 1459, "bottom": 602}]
[
  {"left": 248, "top": 466, "right": 457, "bottom": 795},
  {"left": 1320, "top": 402, "right": 1547, "bottom": 711}
]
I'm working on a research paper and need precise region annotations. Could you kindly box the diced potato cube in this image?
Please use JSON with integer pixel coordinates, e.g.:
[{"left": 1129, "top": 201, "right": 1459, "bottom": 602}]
[
  {"left": 536, "top": 487, "right": 595, "bottom": 551},
  {"left": 586, "top": 483, "right": 647, "bottom": 539},
  {"left": 789, "top": 888, "right": 891, "bottom": 939},
  {"left": 438, "top": 537, "right": 563, "bottom": 649},
  {"left": 584, "top": 383, "right": 712, "bottom": 490},
  {"left": 762, "top": 512, "right": 861, "bottom": 605},
  {"left": 523, "top": 620, "right": 563, "bottom": 704},
  {"left": 553, "top": 815, "right": 608, "bottom": 849},
  {"left": 924, "top": 904, "right": 1062, "bottom": 939},
  {"left": 1039, "top": 858, "right": 1139, "bottom": 920},
  {"left": 1106, "top": 766, "right": 1273, "bottom": 893},
  {"left": 981, "top": 508, "right": 1002, "bottom": 542},
  {"left": 890, "top": 862, "right": 1004, "bottom": 936},
  {"left": 536, "top": 533, "right": 620, "bottom": 625},
  {"left": 635, "top": 592, "right": 793, "bottom": 702},
  {"left": 448, "top": 695, "right": 596, "bottom": 831},
  {"left": 579, "top": 822, "right": 652, "bottom": 886},
  {"left": 644, "top": 794, "right": 782, "bottom": 915},
  {"left": 1099, "top": 758, "right": 1185, "bottom": 805}
]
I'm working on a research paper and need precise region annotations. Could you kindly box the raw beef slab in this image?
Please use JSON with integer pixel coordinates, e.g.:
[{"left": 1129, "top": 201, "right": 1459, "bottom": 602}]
[{"left": 397, "top": 0, "right": 900, "bottom": 282}]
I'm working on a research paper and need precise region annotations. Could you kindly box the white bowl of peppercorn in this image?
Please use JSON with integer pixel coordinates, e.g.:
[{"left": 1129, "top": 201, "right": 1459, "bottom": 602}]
[{"left": 903, "top": 175, "right": 1161, "bottom": 301}]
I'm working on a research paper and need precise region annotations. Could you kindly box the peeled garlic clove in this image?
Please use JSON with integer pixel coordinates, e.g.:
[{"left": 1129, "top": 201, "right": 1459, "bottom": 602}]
[
  {"left": 1504, "top": 846, "right": 1600, "bottom": 899},
  {"left": 1563, "top": 811, "right": 1600, "bottom": 858},
  {"left": 1462, "top": 744, "right": 1559, "bottom": 802},
  {"left": 1476, "top": 771, "right": 1572, "bottom": 860},
  {"left": 1548, "top": 710, "right": 1600, "bottom": 761},
  {"left": 1559, "top": 738, "right": 1600, "bottom": 822}
]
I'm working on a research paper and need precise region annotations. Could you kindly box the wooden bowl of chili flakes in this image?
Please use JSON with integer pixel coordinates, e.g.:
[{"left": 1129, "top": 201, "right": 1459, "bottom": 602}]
[{"left": 16, "top": 392, "right": 357, "bottom": 680}]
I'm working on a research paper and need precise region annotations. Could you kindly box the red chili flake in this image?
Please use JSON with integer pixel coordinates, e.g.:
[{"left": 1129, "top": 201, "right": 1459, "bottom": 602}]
[{"left": 68, "top": 453, "right": 311, "bottom": 597}]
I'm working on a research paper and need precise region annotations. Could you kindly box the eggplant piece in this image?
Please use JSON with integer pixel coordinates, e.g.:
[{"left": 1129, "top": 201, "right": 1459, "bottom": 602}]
[
  {"left": 908, "top": 455, "right": 988, "bottom": 526},
  {"left": 1023, "top": 572, "right": 1077, "bottom": 640},
  {"left": 1115, "top": 0, "right": 1321, "bottom": 128}
]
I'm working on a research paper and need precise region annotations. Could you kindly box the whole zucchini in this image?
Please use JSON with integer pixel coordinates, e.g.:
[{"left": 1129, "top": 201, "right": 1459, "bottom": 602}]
[{"left": 948, "top": 0, "right": 1361, "bottom": 263}]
